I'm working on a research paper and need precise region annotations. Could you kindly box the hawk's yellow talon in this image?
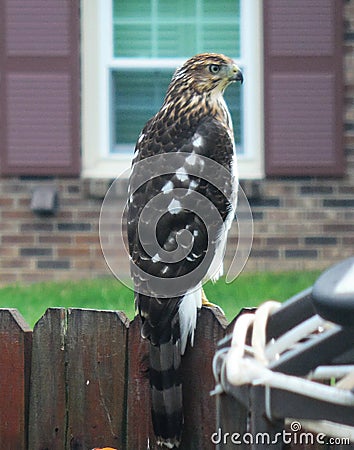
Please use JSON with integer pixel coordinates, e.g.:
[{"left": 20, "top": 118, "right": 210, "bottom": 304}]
[{"left": 202, "top": 289, "right": 225, "bottom": 315}]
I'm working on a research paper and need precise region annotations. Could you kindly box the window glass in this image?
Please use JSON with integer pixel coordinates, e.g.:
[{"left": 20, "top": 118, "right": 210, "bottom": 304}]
[
  {"left": 111, "top": 0, "right": 242, "bottom": 154},
  {"left": 111, "top": 69, "right": 173, "bottom": 152}
]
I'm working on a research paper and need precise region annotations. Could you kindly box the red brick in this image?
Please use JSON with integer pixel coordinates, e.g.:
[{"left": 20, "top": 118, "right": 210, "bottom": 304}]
[
  {"left": 56, "top": 211, "right": 74, "bottom": 220},
  {"left": 57, "top": 247, "right": 91, "bottom": 258},
  {"left": 2, "top": 235, "right": 35, "bottom": 245},
  {"left": 38, "top": 235, "right": 72, "bottom": 244},
  {"left": 2, "top": 211, "right": 34, "bottom": 220},
  {"left": 75, "top": 235, "right": 100, "bottom": 245},
  {"left": 0, "top": 259, "right": 32, "bottom": 269},
  {"left": 324, "top": 224, "right": 354, "bottom": 233},
  {"left": 0, "top": 198, "right": 15, "bottom": 207},
  {"left": 0, "top": 272, "right": 18, "bottom": 285},
  {"left": 72, "top": 259, "right": 94, "bottom": 270},
  {"left": 0, "top": 222, "right": 19, "bottom": 232},
  {"left": 343, "top": 237, "right": 354, "bottom": 245},
  {"left": 21, "top": 272, "right": 54, "bottom": 284},
  {"left": 0, "top": 247, "right": 17, "bottom": 258},
  {"left": 267, "top": 237, "right": 300, "bottom": 246},
  {"left": 76, "top": 210, "right": 100, "bottom": 220}
]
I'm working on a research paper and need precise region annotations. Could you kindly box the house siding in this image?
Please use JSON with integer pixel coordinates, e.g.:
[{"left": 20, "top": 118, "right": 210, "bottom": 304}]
[{"left": 0, "top": 1, "right": 353, "bottom": 285}]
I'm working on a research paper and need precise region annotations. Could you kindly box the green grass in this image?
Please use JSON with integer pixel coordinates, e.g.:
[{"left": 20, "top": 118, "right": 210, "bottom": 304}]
[{"left": 0, "top": 271, "right": 321, "bottom": 329}]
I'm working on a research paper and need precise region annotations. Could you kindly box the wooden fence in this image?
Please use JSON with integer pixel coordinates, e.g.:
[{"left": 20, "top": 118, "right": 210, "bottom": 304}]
[
  {"left": 1, "top": 305, "right": 353, "bottom": 450},
  {"left": 0, "top": 307, "right": 230, "bottom": 450}
]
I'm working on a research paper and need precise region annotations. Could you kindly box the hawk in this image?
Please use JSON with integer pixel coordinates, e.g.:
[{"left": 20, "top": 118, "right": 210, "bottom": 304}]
[{"left": 126, "top": 53, "right": 243, "bottom": 448}]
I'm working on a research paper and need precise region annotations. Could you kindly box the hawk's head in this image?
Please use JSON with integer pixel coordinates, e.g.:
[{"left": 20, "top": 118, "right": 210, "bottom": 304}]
[{"left": 168, "top": 53, "right": 243, "bottom": 97}]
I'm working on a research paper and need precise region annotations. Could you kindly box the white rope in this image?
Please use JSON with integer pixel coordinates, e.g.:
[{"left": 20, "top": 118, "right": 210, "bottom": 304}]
[
  {"left": 224, "top": 300, "right": 354, "bottom": 407},
  {"left": 227, "top": 355, "right": 354, "bottom": 406},
  {"left": 252, "top": 301, "right": 281, "bottom": 364},
  {"left": 214, "top": 299, "right": 354, "bottom": 442},
  {"left": 309, "top": 365, "right": 354, "bottom": 381},
  {"left": 336, "top": 370, "right": 354, "bottom": 390},
  {"left": 265, "top": 315, "right": 329, "bottom": 362},
  {"left": 230, "top": 313, "right": 255, "bottom": 349}
]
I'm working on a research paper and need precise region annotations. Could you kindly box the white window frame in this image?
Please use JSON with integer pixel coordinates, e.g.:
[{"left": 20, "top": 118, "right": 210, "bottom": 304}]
[{"left": 81, "top": 0, "right": 264, "bottom": 179}]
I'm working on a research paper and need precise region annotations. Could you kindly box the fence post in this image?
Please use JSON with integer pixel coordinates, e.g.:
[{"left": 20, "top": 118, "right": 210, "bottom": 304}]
[
  {"left": 180, "top": 307, "right": 228, "bottom": 450},
  {"left": 65, "top": 309, "right": 129, "bottom": 450},
  {"left": 216, "top": 388, "right": 249, "bottom": 450},
  {"left": 126, "top": 314, "right": 154, "bottom": 449},
  {"left": 28, "top": 308, "right": 67, "bottom": 450},
  {"left": 0, "top": 308, "right": 32, "bottom": 450}
]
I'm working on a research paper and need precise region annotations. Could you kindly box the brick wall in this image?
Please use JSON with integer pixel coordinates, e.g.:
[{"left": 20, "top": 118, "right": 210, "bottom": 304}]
[
  {"left": 0, "top": 3, "right": 353, "bottom": 286},
  {"left": 237, "top": 162, "right": 354, "bottom": 272},
  {"left": 1, "top": 151, "right": 353, "bottom": 286},
  {"left": 0, "top": 179, "right": 108, "bottom": 284}
]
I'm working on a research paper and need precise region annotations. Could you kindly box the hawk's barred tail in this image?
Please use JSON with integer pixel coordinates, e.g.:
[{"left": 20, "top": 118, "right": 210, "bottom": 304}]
[{"left": 149, "top": 327, "right": 183, "bottom": 448}]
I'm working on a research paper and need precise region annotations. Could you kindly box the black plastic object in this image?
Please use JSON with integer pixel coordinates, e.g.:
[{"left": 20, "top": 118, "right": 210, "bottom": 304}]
[
  {"left": 312, "top": 257, "right": 354, "bottom": 326},
  {"left": 31, "top": 186, "right": 59, "bottom": 216}
]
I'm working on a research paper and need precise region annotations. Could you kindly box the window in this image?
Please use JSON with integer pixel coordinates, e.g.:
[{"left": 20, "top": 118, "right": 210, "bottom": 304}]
[
  {"left": 111, "top": 0, "right": 242, "bottom": 154},
  {"left": 81, "top": 0, "right": 263, "bottom": 178}
]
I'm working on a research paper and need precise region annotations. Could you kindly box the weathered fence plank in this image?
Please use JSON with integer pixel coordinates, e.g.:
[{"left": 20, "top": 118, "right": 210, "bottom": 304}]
[
  {"left": 126, "top": 314, "right": 154, "bottom": 449},
  {"left": 65, "top": 309, "right": 129, "bottom": 450},
  {"left": 180, "top": 307, "right": 228, "bottom": 450},
  {"left": 216, "top": 390, "right": 249, "bottom": 450},
  {"left": 0, "top": 308, "right": 32, "bottom": 450},
  {"left": 28, "top": 308, "right": 67, "bottom": 450}
]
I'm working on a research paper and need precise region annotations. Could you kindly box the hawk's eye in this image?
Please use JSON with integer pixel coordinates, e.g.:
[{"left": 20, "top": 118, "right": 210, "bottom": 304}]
[{"left": 209, "top": 64, "right": 221, "bottom": 74}]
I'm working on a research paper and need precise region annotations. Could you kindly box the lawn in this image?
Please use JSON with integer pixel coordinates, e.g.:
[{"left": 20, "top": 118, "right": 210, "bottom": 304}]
[{"left": 0, "top": 271, "right": 321, "bottom": 329}]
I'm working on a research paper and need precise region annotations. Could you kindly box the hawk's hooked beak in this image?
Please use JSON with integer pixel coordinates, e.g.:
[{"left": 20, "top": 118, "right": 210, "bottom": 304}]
[{"left": 230, "top": 64, "right": 243, "bottom": 84}]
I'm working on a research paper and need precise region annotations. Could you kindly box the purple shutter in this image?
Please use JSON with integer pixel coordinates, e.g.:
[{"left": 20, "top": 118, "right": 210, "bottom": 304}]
[
  {"left": 264, "top": 0, "right": 344, "bottom": 177},
  {"left": 0, "top": 0, "right": 80, "bottom": 176}
]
